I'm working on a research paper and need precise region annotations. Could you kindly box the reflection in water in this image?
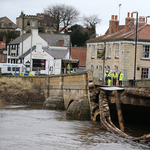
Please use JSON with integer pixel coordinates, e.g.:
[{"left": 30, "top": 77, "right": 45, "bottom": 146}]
[{"left": 0, "top": 105, "right": 149, "bottom": 150}]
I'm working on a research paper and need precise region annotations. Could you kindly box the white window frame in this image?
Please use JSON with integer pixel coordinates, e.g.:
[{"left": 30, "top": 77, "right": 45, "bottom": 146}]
[
  {"left": 142, "top": 45, "right": 150, "bottom": 59},
  {"left": 141, "top": 67, "right": 149, "bottom": 79},
  {"left": 115, "top": 44, "right": 119, "bottom": 57},
  {"left": 99, "top": 65, "right": 102, "bottom": 80},
  {"left": 108, "top": 44, "right": 111, "bottom": 58},
  {"left": 91, "top": 45, "right": 95, "bottom": 58}
]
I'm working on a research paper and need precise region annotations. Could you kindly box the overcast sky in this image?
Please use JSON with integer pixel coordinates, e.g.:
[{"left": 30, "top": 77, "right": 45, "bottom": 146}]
[{"left": 1, "top": 0, "right": 150, "bottom": 36}]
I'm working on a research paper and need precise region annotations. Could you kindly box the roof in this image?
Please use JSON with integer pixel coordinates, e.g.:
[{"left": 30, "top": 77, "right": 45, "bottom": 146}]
[
  {"left": 9, "top": 32, "right": 70, "bottom": 46},
  {"left": 0, "top": 17, "right": 17, "bottom": 29},
  {"left": 71, "top": 47, "right": 87, "bottom": 67},
  {"left": 43, "top": 47, "right": 68, "bottom": 59},
  {"left": 9, "top": 33, "right": 31, "bottom": 44},
  {"left": 87, "top": 24, "right": 150, "bottom": 43},
  {"left": 19, "top": 46, "right": 68, "bottom": 59},
  {"left": 38, "top": 33, "right": 70, "bottom": 46}
]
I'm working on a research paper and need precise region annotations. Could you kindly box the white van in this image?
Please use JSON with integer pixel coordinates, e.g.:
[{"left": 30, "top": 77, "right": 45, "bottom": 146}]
[{"left": 0, "top": 63, "right": 34, "bottom": 76}]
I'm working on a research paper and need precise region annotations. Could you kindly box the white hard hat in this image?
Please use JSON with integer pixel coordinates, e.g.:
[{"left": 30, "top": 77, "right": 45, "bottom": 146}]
[
  {"left": 106, "top": 71, "right": 108, "bottom": 73},
  {"left": 110, "top": 70, "right": 112, "bottom": 72},
  {"left": 120, "top": 70, "right": 121, "bottom": 72},
  {"left": 114, "top": 70, "right": 116, "bottom": 72}
]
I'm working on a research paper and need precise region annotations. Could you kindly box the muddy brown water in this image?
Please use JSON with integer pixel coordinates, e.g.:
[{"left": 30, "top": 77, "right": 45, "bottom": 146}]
[{"left": 0, "top": 104, "right": 150, "bottom": 150}]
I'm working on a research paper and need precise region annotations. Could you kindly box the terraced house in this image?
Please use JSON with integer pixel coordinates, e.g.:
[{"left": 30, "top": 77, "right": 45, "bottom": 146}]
[{"left": 86, "top": 12, "right": 150, "bottom": 85}]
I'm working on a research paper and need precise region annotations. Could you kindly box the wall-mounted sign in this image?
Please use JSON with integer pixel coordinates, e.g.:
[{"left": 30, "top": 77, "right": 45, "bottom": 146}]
[{"left": 97, "top": 49, "right": 104, "bottom": 59}]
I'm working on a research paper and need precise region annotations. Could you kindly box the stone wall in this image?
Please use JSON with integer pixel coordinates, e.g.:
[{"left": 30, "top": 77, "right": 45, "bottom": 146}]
[{"left": 23, "top": 71, "right": 89, "bottom": 110}]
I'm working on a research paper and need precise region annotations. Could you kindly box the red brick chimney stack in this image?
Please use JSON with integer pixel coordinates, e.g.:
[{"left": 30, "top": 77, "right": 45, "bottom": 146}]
[
  {"left": 125, "top": 12, "right": 134, "bottom": 32},
  {"left": 139, "top": 16, "right": 146, "bottom": 27},
  {"left": 109, "top": 15, "right": 119, "bottom": 34}
]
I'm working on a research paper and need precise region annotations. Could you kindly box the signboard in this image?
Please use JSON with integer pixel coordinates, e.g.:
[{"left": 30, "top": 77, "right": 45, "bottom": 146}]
[{"left": 97, "top": 49, "right": 105, "bottom": 59}]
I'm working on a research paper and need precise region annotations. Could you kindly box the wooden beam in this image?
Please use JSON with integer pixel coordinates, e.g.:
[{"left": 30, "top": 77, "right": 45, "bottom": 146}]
[{"left": 114, "top": 91, "right": 124, "bottom": 132}]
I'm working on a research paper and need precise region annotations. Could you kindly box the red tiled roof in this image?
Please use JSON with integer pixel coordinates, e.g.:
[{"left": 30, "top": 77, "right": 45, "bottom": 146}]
[
  {"left": 87, "top": 24, "right": 150, "bottom": 43},
  {"left": 71, "top": 47, "right": 87, "bottom": 67}
]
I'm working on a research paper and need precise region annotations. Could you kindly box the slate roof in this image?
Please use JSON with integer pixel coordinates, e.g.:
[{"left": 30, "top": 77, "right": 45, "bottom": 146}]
[
  {"left": 9, "top": 32, "right": 70, "bottom": 46},
  {"left": 39, "top": 33, "right": 70, "bottom": 46},
  {"left": 19, "top": 46, "right": 68, "bottom": 59},
  {"left": 87, "top": 24, "right": 150, "bottom": 43},
  {"left": 43, "top": 47, "right": 68, "bottom": 59},
  {"left": 9, "top": 33, "right": 31, "bottom": 44}
]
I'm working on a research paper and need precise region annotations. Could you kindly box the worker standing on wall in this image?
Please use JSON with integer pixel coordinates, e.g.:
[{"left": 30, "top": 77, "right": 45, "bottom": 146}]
[
  {"left": 105, "top": 71, "right": 109, "bottom": 85},
  {"left": 118, "top": 70, "right": 124, "bottom": 86},
  {"left": 108, "top": 70, "right": 113, "bottom": 86},
  {"left": 113, "top": 70, "right": 118, "bottom": 86}
]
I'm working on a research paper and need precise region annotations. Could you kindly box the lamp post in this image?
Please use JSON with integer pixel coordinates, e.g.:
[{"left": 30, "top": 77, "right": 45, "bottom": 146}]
[
  {"left": 132, "top": 11, "right": 138, "bottom": 86},
  {"left": 97, "top": 42, "right": 106, "bottom": 85}
]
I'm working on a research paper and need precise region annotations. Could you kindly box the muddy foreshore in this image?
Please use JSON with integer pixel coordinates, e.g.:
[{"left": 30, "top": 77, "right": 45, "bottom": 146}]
[{"left": 0, "top": 77, "right": 45, "bottom": 108}]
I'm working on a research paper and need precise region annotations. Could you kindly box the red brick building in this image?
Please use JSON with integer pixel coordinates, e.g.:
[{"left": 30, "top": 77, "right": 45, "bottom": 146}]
[
  {"left": 0, "top": 36, "right": 7, "bottom": 63},
  {"left": 71, "top": 47, "right": 87, "bottom": 69}
]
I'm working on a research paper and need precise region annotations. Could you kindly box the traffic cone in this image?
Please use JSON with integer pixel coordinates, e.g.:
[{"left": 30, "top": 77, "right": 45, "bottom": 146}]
[{"left": 116, "top": 80, "right": 118, "bottom": 86}]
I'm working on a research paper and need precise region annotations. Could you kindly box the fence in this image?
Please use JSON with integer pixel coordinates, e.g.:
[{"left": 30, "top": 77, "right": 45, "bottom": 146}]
[
  {"left": 0, "top": 66, "right": 85, "bottom": 76},
  {"left": 88, "top": 68, "right": 128, "bottom": 86}
]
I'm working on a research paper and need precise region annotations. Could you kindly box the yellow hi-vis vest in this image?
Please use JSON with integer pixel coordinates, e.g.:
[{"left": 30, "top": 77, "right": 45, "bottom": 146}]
[{"left": 119, "top": 73, "right": 124, "bottom": 81}]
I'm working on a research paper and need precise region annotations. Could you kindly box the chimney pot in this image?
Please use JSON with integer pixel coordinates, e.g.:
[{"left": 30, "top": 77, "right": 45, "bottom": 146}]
[
  {"left": 111, "top": 15, "right": 114, "bottom": 20},
  {"left": 131, "top": 13, "right": 133, "bottom": 18},
  {"left": 143, "top": 17, "right": 145, "bottom": 22},
  {"left": 127, "top": 12, "right": 130, "bottom": 18},
  {"left": 115, "top": 15, "right": 118, "bottom": 20},
  {"left": 139, "top": 17, "right": 143, "bottom": 22}
]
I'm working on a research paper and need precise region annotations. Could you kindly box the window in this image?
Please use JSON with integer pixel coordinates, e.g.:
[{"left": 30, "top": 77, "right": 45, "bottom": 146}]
[
  {"left": 92, "top": 45, "right": 95, "bottom": 58},
  {"left": 99, "top": 65, "right": 102, "bottom": 80},
  {"left": 8, "top": 67, "right": 11, "bottom": 71},
  {"left": 27, "top": 20, "right": 30, "bottom": 26},
  {"left": 32, "top": 20, "right": 35, "bottom": 27},
  {"left": 115, "top": 44, "right": 119, "bottom": 57},
  {"left": 142, "top": 45, "right": 150, "bottom": 58},
  {"left": 91, "top": 65, "right": 94, "bottom": 74},
  {"left": 141, "top": 68, "right": 149, "bottom": 79},
  {"left": 12, "top": 67, "right": 19, "bottom": 71},
  {"left": 108, "top": 44, "right": 111, "bottom": 58}
]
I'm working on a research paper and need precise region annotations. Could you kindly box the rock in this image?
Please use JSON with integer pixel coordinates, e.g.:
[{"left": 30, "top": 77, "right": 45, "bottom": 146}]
[
  {"left": 43, "top": 94, "right": 64, "bottom": 110},
  {"left": 66, "top": 97, "right": 90, "bottom": 120}
]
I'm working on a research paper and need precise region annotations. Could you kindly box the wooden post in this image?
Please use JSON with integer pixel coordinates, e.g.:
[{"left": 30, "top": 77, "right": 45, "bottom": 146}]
[{"left": 114, "top": 91, "right": 124, "bottom": 131}]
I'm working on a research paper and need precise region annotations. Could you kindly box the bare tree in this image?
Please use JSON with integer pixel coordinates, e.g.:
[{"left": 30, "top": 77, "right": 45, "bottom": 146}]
[
  {"left": 44, "top": 4, "right": 80, "bottom": 32},
  {"left": 83, "top": 14, "right": 101, "bottom": 38}
]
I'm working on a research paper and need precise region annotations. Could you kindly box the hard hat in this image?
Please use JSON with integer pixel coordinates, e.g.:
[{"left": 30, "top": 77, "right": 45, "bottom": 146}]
[
  {"left": 106, "top": 71, "right": 108, "bottom": 73},
  {"left": 120, "top": 70, "right": 121, "bottom": 72},
  {"left": 110, "top": 70, "right": 112, "bottom": 72},
  {"left": 114, "top": 70, "right": 116, "bottom": 72}
]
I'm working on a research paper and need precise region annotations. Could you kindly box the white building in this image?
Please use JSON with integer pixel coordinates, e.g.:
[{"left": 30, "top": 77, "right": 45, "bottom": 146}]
[{"left": 6, "top": 29, "right": 72, "bottom": 74}]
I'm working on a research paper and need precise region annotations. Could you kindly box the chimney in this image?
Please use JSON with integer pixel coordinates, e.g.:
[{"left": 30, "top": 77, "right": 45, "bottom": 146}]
[
  {"left": 109, "top": 15, "right": 119, "bottom": 34},
  {"left": 138, "top": 16, "right": 146, "bottom": 27},
  {"left": 125, "top": 12, "right": 134, "bottom": 32}
]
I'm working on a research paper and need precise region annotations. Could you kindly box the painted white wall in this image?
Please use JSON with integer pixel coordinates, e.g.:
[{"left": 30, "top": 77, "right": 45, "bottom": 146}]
[
  {"left": 19, "top": 29, "right": 48, "bottom": 56},
  {"left": 24, "top": 43, "right": 55, "bottom": 74}
]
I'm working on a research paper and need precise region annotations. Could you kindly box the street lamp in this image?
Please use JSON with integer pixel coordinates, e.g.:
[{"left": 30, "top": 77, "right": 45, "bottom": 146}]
[{"left": 132, "top": 11, "right": 138, "bottom": 86}]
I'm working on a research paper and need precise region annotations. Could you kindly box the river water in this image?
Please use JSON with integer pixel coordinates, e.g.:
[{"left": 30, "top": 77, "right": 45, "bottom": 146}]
[{"left": 0, "top": 105, "right": 150, "bottom": 150}]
